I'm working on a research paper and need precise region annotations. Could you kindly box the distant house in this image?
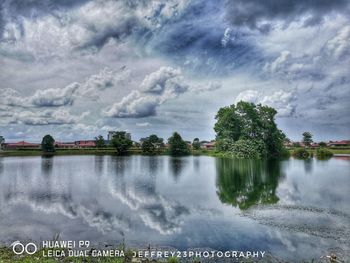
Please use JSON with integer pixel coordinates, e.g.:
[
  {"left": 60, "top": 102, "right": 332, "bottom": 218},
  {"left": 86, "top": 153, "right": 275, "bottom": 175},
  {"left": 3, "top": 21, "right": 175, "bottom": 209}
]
[
  {"left": 327, "top": 140, "right": 350, "bottom": 147},
  {"left": 310, "top": 143, "right": 319, "bottom": 148},
  {"left": 283, "top": 141, "right": 294, "bottom": 148},
  {"left": 54, "top": 142, "right": 76, "bottom": 149},
  {"left": 201, "top": 141, "right": 216, "bottom": 150},
  {"left": 74, "top": 140, "right": 96, "bottom": 148},
  {"left": 4, "top": 141, "right": 40, "bottom": 150}
]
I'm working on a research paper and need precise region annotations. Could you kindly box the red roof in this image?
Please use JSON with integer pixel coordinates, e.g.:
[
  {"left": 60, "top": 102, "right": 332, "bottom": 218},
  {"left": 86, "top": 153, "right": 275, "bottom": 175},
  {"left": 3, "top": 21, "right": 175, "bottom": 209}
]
[
  {"left": 55, "top": 142, "right": 76, "bottom": 147},
  {"left": 202, "top": 142, "right": 216, "bottom": 148},
  {"left": 75, "top": 140, "right": 96, "bottom": 147},
  {"left": 5, "top": 141, "right": 40, "bottom": 147},
  {"left": 328, "top": 140, "right": 350, "bottom": 145}
]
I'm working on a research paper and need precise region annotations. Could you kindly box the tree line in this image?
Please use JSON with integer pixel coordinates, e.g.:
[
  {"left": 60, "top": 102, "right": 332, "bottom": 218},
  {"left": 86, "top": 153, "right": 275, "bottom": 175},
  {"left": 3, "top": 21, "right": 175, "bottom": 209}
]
[
  {"left": 3, "top": 100, "right": 334, "bottom": 158},
  {"left": 40, "top": 131, "right": 192, "bottom": 156}
]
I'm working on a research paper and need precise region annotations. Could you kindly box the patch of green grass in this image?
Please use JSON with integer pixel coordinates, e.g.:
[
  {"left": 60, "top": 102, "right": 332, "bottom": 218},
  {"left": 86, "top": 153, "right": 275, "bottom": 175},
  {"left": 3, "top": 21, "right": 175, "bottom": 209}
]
[{"left": 288, "top": 147, "right": 350, "bottom": 155}]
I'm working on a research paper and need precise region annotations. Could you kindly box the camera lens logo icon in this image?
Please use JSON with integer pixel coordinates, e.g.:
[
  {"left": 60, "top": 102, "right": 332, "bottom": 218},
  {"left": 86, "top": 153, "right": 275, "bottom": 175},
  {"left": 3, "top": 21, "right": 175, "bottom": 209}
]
[{"left": 11, "top": 241, "right": 37, "bottom": 255}]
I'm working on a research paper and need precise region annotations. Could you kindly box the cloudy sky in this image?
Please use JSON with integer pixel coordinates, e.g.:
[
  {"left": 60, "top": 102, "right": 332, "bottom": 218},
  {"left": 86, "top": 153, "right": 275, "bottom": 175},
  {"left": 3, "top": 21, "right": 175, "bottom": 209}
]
[{"left": 0, "top": 0, "right": 349, "bottom": 142}]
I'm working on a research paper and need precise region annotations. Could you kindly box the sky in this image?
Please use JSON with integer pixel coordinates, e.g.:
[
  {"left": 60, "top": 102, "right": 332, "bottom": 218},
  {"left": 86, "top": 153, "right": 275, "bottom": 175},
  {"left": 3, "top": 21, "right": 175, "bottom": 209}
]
[{"left": 0, "top": 0, "right": 349, "bottom": 142}]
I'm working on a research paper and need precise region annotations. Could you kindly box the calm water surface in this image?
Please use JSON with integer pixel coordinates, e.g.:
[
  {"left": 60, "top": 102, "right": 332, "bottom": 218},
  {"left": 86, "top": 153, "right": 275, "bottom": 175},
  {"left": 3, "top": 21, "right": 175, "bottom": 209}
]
[{"left": 0, "top": 155, "right": 349, "bottom": 260}]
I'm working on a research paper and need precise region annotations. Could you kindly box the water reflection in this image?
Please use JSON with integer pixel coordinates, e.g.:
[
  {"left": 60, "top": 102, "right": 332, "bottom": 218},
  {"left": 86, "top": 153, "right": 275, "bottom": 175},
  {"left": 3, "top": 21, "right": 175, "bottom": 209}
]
[
  {"left": 41, "top": 156, "right": 53, "bottom": 175},
  {"left": 303, "top": 158, "right": 313, "bottom": 174},
  {"left": 144, "top": 156, "right": 162, "bottom": 175},
  {"left": 0, "top": 157, "right": 3, "bottom": 175},
  {"left": 109, "top": 156, "right": 127, "bottom": 177},
  {"left": 215, "top": 158, "right": 284, "bottom": 210},
  {"left": 94, "top": 155, "right": 105, "bottom": 174},
  {"left": 0, "top": 155, "right": 349, "bottom": 260},
  {"left": 169, "top": 157, "right": 186, "bottom": 180},
  {"left": 109, "top": 156, "right": 190, "bottom": 235}
]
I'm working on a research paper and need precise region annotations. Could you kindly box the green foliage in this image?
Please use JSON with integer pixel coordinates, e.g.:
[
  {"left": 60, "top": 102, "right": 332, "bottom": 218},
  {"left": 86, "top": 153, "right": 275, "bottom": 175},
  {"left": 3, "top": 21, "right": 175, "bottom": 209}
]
[
  {"left": 192, "top": 138, "right": 201, "bottom": 150},
  {"left": 110, "top": 132, "right": 132, "bottom": 155},
  {"left": 214, "top": 101, "right": 286, "bottom": 158},
  {"left": 141, "top": 134, "right": 164, "bottom": 154},
  {"left": 41, "top": 134, "right": 55, "bottom": 152},
  {"left": 293, "top": 142, "right": 301, "bottom": 147},
  {"left": 292, "top": 148, "right": 310, "bottom": 159},
  {"left": 167, "top": 257, "right": 179, "bottom": 263},
  {"left": 279, "top": 148, "right": 291, "bottom": 158},
  {"left": 318, "top": 141, "right": 327, "bottom": 147},
  {"left": 168, "top": 132, "right": 190, "bottom": 156},
  {"left": 228, "top": 139, "right": 267, "bottom": 159},
  {"left": 316, "top": 148, "right": 333, "bottom": 159},
  {"left": 94, "top": 135, "right": 106, "bottom": 148},
  {"left": 302, "top": 131, "right": 313, "bottom": 146},
  {"left": 215, "top": 138, "right": 232, "bottom": 152}
]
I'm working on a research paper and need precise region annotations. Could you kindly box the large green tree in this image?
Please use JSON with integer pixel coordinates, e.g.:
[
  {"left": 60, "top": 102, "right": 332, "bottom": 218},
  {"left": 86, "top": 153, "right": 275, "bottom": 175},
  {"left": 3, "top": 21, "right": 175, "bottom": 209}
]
[
  {"left": 110, "top": 132, "right": 132, "bottom": 155},
  {"left": 168, "top": 132, "right": 190, "bottom": 156},
  {"left": 302, "top": 132, "right": 313, "bottom": 147},
  {"left": 94, "top": 135, "right": 106, "bottom": 148},
  {"left": 41, "top": 135, "right": 55, "bottom": 152},
  {"left": 141, "top": 134, "right": 164, "bottom": 154},
  {"left": 214, "top": 101, "right": 286, "bottom": 157}
]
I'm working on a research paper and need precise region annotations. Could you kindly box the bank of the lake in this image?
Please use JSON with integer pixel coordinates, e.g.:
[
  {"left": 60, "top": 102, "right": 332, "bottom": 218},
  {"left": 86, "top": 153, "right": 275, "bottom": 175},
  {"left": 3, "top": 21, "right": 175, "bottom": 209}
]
[{"left": 1, "top": 147, "right": 349, "bottom": 157}]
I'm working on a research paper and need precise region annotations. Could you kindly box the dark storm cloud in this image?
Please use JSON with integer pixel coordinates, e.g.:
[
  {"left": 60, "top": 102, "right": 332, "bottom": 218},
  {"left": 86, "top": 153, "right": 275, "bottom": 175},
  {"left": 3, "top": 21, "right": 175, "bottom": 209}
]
[
  {"left": 224, "top": 0, "right": 350, "bottom": 29},
  {"left": 2, "top": 0, "right": 89, "bottom": 16},
  {"left": 143, "top": 0, "right": 262, "bottom": 75}
]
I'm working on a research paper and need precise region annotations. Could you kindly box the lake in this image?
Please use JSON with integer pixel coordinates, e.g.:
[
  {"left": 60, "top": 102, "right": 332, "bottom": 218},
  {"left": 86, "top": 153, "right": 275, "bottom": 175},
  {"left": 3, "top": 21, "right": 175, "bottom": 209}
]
[{"left": 0, "top": 155, "right": 349, "bottom": 260}]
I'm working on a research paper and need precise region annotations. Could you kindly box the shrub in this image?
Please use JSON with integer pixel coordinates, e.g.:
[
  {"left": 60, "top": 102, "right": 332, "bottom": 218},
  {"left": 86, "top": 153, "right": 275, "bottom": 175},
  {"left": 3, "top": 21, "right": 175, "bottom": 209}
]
[
  {"left": 292, "top": 148, "right": 310, "bottom": 159},
  {"left": 228, "top": 139, "right": 267, "bottom": 159},
  {"left": 316, "top": 148, "right": 333, "bottom": 159},
  {"left": 279, "top": 148, "right": 291, "bottom": 158}
]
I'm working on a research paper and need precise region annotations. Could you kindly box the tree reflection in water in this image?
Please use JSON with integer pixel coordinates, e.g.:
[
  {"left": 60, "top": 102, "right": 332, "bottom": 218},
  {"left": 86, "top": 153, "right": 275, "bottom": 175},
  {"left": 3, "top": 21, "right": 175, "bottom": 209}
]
[
  {"left": 169, "top": 157, "right": 186, "bottom": 181},
  {"left": 216, "top": 158, "right": 284, "bottom": 210},
  {"left": 0, "top": 158, "right": 3, "bottom": 175},
  {"left": 41, "top": 156, "right": 53, "bottom": 176}
]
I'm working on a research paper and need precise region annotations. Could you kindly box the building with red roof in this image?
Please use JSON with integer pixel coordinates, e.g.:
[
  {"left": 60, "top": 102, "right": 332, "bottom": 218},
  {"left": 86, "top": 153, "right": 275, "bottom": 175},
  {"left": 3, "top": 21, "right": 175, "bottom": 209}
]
[
  {"left": 4, "top": 141, "right": 40, "bottom": 150},
  {"left": 327, "top": 140, "right": 350, "bottom": 147},
  {"left": 54, "top": 142, "right": 76, "bottom": 149},
  {"left": 74, "top": 140, "right": 96, "bottom": 148}
]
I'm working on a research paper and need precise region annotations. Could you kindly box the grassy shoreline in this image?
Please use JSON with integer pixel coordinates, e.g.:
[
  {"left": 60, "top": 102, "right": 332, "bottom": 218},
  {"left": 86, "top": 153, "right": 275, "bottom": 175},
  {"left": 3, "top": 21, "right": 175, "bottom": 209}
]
[{"left": 0, "top": 147, "right": 349, "bottom": 157}]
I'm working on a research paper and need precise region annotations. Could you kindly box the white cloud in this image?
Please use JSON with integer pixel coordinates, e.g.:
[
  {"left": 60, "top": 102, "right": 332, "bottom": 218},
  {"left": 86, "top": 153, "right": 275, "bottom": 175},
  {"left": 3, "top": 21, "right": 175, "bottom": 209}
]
[
  {"left": 30, "top": 82, "right": 79, "bottom": 107},
  {"left": 235, "top": 89, "right": 296, "bottom": 117},
  {"left": 193, "top": 82, "right": 222, "bottom": 92},
  {"left": 324, "top": 25, "right": 350, "bottom": 59},
  {"left": 10, "top": 109, "right": 86, "bottom": 126},
  {"left": 0, "top": 0, "right": 190, "bottom": 60},
  {"left": 78, "top": 67, "right": 131, "bottom": 100},
  {"left": 104, "top": 90, "right": 160, "bottom": 118},
  {"left": 136, "top": 122, "right": 151, "bottom": 127},
  {"left": 104, "top": 67, "right": 189, "bottom": 118},
  {"left": 0, "top": 67, "right": 129, "bottom": 108},
  {"left": 264, "top": 50, "right": 291, "bottom": 73},
  {"left": 140, "top": 67, "right": 188, "bottom": 95},
  {"left": 235, "top": 90, "right": 260, "bottom": 104},
  {"left": 221, "top": 27, "right": 232, "bottom": 47}
]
